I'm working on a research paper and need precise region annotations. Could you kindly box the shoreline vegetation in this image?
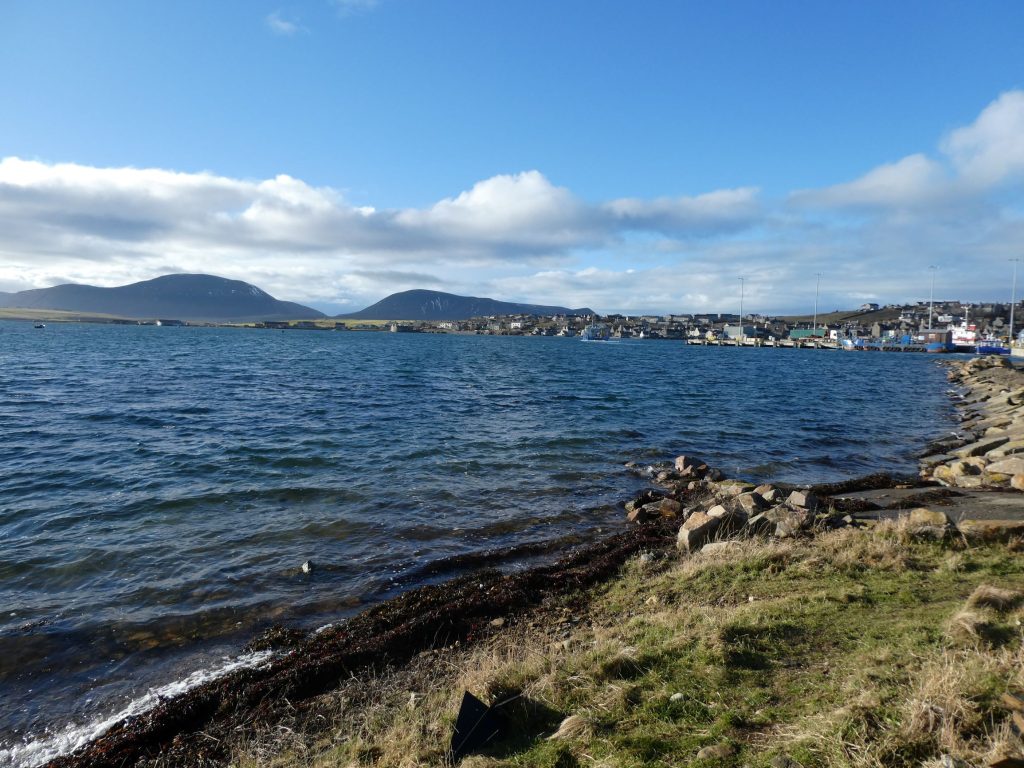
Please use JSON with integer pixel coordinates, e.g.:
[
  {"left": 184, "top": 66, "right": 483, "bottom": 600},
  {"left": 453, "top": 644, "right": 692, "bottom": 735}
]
[{"left": 42, "top": 359, "right": 1024, "bottom": 768}]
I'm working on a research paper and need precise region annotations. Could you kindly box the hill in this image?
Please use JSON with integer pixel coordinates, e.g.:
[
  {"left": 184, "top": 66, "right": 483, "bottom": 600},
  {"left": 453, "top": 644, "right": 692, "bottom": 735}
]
[
  {"left": 0, "top": 274, "right": 324, "bottom": 321},
  {"left": 337, "top": 289, "right": 593, "bottom": 320}
]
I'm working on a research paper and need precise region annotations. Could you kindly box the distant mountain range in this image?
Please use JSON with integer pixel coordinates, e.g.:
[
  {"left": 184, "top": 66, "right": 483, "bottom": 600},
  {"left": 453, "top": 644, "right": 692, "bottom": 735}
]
[
  {"left": 337, "top": 289, "right": 593, "bottom": 320},
  {"left": 0, "top": 275, "right": 592, "bottom": 323},
  {"left": 0, "top": 274, "right": 324, "bottom": 321}
]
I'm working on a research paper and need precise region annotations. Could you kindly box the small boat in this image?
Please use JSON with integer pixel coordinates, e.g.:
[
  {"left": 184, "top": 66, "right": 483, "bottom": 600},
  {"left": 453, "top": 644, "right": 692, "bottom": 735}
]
[
  {"left": 580, "top": 323, "right": 611, "bottom": 341},
  {"left": 975, "top": 338, "right": 1010, "bottom": 356},
  {"left": 34, "top": 323, "right": 45, "bottom": 329}
]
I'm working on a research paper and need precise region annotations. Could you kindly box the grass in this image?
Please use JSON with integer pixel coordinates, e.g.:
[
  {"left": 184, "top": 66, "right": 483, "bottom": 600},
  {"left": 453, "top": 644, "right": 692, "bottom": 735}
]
[{"left": 225, "top": 523, "right": 1024, "bottom": 768}]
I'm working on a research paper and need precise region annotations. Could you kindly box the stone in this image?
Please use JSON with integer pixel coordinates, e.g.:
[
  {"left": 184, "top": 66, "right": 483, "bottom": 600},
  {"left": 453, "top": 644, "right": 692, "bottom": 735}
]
[
  {"left": 932, "top": 464, "right": 956, "bottom": 485},
  {"left": 715, "top": 480, "right": 756, "bottom": 497},
  {"left": 959, "top": 519, "right": 1024, "bottom": 542},
  {"left": 674, "top": 455, "right": 709, "bottom": 478},
  {"left": 907, "top": 507, "right": 953, "bottom": 528},
  {"left": 669, "top": 692, "right": 685, "bottom": 702},
  {"left": 765, "top": 505, "right": 810, "bottom": 537},
  {"left": 701, "top": 540, "right": 743, "bottom": 555},
  {"left": 301, "top": 560, "right": 313, "bottom": 574},
  {"left": 745, "top": 512, "right": 773, "bottom": 536},
  {"left": 987, "top": 439, "right": 1024, "bottom": 458},
  {"left": 696, "top": 742, "right": 734, "bottom": 760},
  {"left": 1012, "top": 473, "right": 1024, "bottom": 491},
  {"left": 736, "top": 492, "right": 768, "bottom": 516},
  {"left": 955, "top": 475, "right": 984, "bottom": 489},
  {"left": 659, "top": 498, "right": 683, "bottom": 518},
  {"left": 954, "top": 436, "right": 1010, "bottom": 458},
  {"left": 676, "top": 511, "right": 721, "bottom": 552},
  {"left": 986, "top": 457, "right": 1024, "bottom": 476},
  {"left": 950, "top": 459, "right": 983, "bottom": 477},
  {"left": 786, "top": 490, "right": 820, "bottom": 510},
  {"left": 490, "top": 617, "right": 505, "bottom": 628},
  {"left": 983, "top": 472, "right": 1012, "bottom": 486},
  {"left": 706, "top": 504, "right": 730, "bottom": 519},
  {"left": 626, "top": 506, "right": 653, "bottom": 523}
]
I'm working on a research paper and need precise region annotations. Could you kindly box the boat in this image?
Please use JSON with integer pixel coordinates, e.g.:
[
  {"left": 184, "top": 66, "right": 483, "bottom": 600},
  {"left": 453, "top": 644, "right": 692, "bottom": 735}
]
[
  {"left": 975, "top": 337, "right": 1010, "bottom": 356},
  {"left": 917, "top": 329, "right": 955, "bottom": 353},
  {"left": 580, "top": 323, "right": 611, "bottom": 341},
  {"left": 949, "top": 309, "right": 979, "bottom": 353},
  {"left": 33, "top": 323, "right": 45, "bottom": 329}
]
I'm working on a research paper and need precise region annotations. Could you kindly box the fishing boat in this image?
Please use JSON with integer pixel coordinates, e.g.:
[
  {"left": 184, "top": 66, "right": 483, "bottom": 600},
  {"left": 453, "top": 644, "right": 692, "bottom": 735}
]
[
  {"left": 580, "top": 323, "right": 611, "bottom": 341},
  {"left": 33, "top": 323, "right": 45, "bottom": 329},
  {"left": 975, "top": 337, "right": 1010, "bottom": 356}
]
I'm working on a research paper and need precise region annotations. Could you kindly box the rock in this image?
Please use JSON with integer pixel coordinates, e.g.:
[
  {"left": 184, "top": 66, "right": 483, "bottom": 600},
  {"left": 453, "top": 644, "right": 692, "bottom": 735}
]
[
  {"left": 760, "top": 487, "right": 783, "bottom": 504},
  {"left": 626, "top": 505, "right": 654, "bottom": 523},
  {"left": 701, "top": 540, "right": 743, "bottom": 555},
  {"left": 986, "top": 457, "right": 1024, "bottom": 476},
  {"left": 955, "top": 475, "right": 985, "bottom": 489},
  {"left": 659, "top": 498, "right": 683, "bottom": 518},
  {"left": 715, "top": 479, "right": 756, "bottom": 497},
  {"left": 490, "top": 617, "right": 505, "bottom": 628},
  {"left": 706, "top": 504, "right": 731, "bottom": 519},
  {"left": 959, "top": 519, "right": 1024, "bottom": 542},
  {"left": 983, "top": 472, "right": 1012, "bottom": 486},
  {"left": 950, "top": 459, "right": 983, "bottom": 477},
  {"left": 765, "top": 505, "right": 810, "bottom": 537},
  {"left": 932, "top": 464, "right": 956, "bottom": 485},
  {"left": 669, "top": 692, "right": 685, "bottom": 702},
  {"left": 745, "top": 512, "right": 774, "bottom": 536},
  {"left": 987, "top": 439, "right": 1024, "bottom": 458},
  {"left": 954, "top": 436, "right": 1010, "bottom": 458},
  {"left": 786, "top": 490, "right": 820, "bottom": 510},
  {"left": 707, "top": 467, "right": 724, "bottom": 481},
  {"left": 1012, "top": 473, "right": 1024, "bottom": 491},
  {"left": 696, "top": 742, "right": 734, "bottom": 760},
  {"left": 676, "top": 511, "right": 721, "bottom": 552},
  {"left": 736, "top": 492, "right": 768, "bottom": 516},
  {"left": 674, "top": 455, "right": 709, "bottom": 478},
  {"left": 301, "top": 560, "right": 313, "bottom": 574},
  {"left": 907, "top": 507, "right": 954, "bottom": 529},
  {"left": 770, "top": 757, "right": 798, "bottom": 768}
]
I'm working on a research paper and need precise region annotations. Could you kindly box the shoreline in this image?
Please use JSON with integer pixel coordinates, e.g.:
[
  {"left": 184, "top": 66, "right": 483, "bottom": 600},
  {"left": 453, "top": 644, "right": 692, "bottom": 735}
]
[{"left": 33, "top": 358, "right": 1024, "bottom": 768}]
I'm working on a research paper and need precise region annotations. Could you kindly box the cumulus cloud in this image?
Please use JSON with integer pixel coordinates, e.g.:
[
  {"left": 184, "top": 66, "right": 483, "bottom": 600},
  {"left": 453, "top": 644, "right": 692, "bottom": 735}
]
[
  {"left": 942, "top": 90, "right": 1024, "bottom": 187},
  {"left": 2, "top": 91, "right": 1024, "bottom": 315}
]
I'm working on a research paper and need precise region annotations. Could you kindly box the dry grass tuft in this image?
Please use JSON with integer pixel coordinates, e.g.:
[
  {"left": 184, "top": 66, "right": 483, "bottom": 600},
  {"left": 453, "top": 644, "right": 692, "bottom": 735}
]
[
  {"left": 947, "top": 610, "right": 991, "bottom": 645},
  {"left": 966, "top": 584, "right": 1024, "bottom": 611},
  {"left": 547, "top": 714, "right": 590, "bottom": 741}
]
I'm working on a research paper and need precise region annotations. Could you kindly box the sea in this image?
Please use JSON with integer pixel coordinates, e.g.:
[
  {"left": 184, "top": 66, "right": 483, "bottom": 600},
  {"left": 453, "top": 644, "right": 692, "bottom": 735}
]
[{"left": 0, "top": 322, "right": 956, "bottom": 766}]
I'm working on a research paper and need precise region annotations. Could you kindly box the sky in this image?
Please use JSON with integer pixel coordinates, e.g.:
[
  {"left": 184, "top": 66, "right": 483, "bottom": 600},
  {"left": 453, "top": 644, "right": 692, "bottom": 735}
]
[{"left": 1, "top": 1, "right": 1024, "bottom": 315}]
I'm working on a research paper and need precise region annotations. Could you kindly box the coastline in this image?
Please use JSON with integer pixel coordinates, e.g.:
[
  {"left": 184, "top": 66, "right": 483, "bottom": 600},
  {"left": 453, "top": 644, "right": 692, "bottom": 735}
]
[{"left": 32, "top": 357, "right": 1024, "bottom": 768}]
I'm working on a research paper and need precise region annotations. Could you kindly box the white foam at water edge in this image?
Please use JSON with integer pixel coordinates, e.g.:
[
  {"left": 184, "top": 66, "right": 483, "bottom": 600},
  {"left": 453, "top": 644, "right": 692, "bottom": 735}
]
[{"left": 0, "top": 650, "right": 274, "bottom": 768}]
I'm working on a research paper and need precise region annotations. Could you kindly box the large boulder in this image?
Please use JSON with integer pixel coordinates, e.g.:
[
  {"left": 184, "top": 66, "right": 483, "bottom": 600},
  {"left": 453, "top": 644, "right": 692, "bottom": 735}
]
[
  {"left": 954, "top": 436, "right": 1010, "bottom": 458},
  {"left": 715, "top": 480, "right": 757, "bottom": 497},
  {"left": 736, "top": 492, "right": 768, "bottom": 516},
  {"left": 786, "top": 490, "right": 821, "bottom": 511},
  {"left": 674, "top": 455, "right": 709, "bottom": 478},
  {"left": 986, "top": 457, "right": 1024, "bottom": 477},
  {"left": 1012, "top": 473, "right": 1024, "bottom": 492},
  {"left": 676, "top": 511, "right": 721, "bottom": 552},
  {"left": 659, "top": 498, "right": 684, "bottom": 518},
  {"left": 765, "top": 505, "right": 810, "bottom": 538},
  {"left": 907, "top": 507, "right": 954, "bottom": 528}
]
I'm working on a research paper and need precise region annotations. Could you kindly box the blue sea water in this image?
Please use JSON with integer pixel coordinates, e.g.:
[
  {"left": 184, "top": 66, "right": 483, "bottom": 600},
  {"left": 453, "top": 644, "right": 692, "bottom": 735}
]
[{"left": 0, "top": 322, "right": 955, "bottom": 763}]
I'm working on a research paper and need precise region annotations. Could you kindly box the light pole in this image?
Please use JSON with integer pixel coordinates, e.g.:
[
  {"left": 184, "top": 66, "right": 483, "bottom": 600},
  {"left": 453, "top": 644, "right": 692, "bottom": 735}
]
[
  {"left": 738, "top": 277, "right": 744, "bottom": 345},
  {"left": 813, "top": 273, "right": 821, "bottom": 338},
  {"left": 928, "top": 265, "right": 937, "bottom": 330},
  {"left": 1011, "top": 259, "right": 1020, "bottom": 344}
]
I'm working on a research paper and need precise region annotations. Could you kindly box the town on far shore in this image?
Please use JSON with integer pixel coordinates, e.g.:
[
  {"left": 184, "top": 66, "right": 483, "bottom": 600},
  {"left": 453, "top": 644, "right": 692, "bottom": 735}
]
[{"left": 252, "top": 298, "right": 1024, "bottom": 352}]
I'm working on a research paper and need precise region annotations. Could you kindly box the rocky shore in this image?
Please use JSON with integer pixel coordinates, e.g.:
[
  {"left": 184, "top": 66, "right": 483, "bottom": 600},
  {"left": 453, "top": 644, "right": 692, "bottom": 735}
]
[
  {"left": 921, "top": 356, "right": 1024, "bottom": 491},
  {"left": 38, "top": 358, "right": 1024, "bottom": 768}
]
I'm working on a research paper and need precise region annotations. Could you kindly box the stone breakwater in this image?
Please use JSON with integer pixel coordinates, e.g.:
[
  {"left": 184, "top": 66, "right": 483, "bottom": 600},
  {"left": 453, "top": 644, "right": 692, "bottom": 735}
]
[
  {"left": 920, "top": 357, "right": 1024, "bottom": 492},
  {"left": 623, "top": 455, "right": 871, "bottom": 551}
]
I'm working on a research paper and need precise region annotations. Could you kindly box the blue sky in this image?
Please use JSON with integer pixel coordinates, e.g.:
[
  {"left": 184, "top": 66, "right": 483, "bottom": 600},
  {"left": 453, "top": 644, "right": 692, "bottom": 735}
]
[{"left": 2, "top": 0, "right": 1024, "bottom": 314}]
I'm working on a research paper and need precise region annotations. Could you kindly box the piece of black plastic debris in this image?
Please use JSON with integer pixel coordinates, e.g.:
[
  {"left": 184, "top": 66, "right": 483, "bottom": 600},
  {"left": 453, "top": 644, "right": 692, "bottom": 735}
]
[{"left": 449, "top": 691, "right": 502, "bottom": 762}]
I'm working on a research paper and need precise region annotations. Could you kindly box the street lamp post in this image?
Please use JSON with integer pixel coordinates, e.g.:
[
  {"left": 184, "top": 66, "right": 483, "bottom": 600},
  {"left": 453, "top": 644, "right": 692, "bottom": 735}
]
[
  {"left": 928, "top": 266, "right": 937, "bottom": 330},
  {"left": 1011, "top": 259, "right": 1020, "bottom": 344},
  {"left": 813, "top": 273, "right": 821, "bottom": 339},
  {"left": 738, "top": 277, "right": 744, "bottom": 345}
]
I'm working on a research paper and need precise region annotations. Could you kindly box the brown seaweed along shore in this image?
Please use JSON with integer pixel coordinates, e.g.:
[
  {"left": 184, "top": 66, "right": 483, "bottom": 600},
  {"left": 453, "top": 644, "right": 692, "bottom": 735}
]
[{"left": 41, "top": 358, "right": 1024, "bottom": 768}]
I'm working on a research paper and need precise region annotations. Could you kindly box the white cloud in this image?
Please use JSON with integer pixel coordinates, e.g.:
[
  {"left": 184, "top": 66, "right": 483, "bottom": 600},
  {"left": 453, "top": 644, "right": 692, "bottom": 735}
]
[
  {"left": 3, "top": 91, "right": 1024, "bottom": 315},
  {"left": 942, "top": 90, "right": 1024, "bottom": 187},
  {"left": 793, "top": 154, "right": 950, "bottom": 209},
  {"left": 265, "top": 11, "right": 305, "bottom": 36}
]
